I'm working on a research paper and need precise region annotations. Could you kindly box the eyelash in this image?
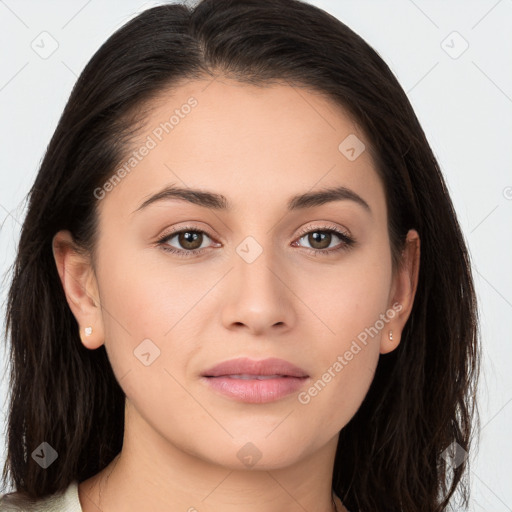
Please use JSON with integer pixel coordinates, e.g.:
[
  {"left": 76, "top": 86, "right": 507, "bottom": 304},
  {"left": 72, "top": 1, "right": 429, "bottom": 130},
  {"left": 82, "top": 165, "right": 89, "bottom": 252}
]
[{"left": 156, "top": 224, "right": 356, "bottom": 258}]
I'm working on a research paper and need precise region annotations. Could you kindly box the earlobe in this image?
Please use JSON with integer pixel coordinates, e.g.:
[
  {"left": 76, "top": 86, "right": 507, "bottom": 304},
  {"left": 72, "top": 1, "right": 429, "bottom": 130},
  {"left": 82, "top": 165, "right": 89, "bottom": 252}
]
[
  {"left": 79, "top": 325, "right": 103, "bottom": 350},
  {"left": 380, "top": 229, "right": 420, "bottom": 354},
  {"left": 52, "top": 230, "right": 105, "bottom": 350},
  {"left": 380, "top": 327, "right": 401, "bottom": 355}
]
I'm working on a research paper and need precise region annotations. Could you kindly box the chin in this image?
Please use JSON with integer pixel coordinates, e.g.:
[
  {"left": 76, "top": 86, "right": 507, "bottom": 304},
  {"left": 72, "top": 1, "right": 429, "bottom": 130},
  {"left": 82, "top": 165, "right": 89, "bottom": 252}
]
[{"left": 189, "top": 434, "right": 311, "bottom": 471}]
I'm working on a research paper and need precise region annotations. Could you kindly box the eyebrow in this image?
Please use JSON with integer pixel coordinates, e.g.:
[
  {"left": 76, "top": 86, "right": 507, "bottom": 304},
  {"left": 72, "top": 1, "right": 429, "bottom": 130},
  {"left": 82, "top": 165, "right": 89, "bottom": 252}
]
[{"left": 132, "top": 184, "right": 372, "bottom": 215}]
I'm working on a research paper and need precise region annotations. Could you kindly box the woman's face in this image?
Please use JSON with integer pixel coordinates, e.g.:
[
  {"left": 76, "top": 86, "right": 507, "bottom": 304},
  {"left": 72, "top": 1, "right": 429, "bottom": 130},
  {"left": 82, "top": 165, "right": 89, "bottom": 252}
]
[{"left": 60, "top": 77, "right": 419, "bottom": 471}]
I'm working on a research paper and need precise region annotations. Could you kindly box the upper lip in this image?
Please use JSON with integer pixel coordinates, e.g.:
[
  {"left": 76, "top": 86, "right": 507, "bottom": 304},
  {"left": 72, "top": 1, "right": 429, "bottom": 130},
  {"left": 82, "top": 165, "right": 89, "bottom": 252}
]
[{"left": 201, "top": 357, "right": 309, "bottom": 378}]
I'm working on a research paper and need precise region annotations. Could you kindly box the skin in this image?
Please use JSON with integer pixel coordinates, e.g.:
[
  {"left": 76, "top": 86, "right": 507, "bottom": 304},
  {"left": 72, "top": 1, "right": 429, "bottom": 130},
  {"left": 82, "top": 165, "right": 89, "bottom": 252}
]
[{"left": 53, "top": 77, "right": 420, "bottom": 512}]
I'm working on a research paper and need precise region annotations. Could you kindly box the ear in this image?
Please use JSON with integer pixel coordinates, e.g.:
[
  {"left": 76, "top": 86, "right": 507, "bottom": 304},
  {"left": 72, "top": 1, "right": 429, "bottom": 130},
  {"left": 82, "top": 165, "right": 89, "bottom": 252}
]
[
  {"left": 380, "top": 229, "right": 420, "bottom": 354},
  {"left": 52, "top": 230, "right": 104, "bottom": 350}
]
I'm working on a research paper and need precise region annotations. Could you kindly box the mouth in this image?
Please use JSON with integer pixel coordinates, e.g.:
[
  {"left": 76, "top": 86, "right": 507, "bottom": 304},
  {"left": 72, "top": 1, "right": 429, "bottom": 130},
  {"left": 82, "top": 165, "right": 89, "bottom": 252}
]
[{"left": 201, "top": 357, "right": 309, "bottom": 403}]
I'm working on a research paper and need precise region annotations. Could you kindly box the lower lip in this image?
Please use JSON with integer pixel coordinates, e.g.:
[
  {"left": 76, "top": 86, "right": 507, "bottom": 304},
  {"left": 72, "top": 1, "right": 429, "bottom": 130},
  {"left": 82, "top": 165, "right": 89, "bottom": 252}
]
[{"left": 201, "top": 376, "right": 309, "bottom": 403}]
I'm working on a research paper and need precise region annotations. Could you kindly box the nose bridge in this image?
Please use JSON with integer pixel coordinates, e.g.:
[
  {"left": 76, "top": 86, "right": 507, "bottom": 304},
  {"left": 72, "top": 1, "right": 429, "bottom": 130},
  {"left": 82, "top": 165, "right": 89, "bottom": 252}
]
[
  {"left": 230, "top": 200, "right": 293, "bottom": 291},
  {"left": 220, "top": 230, "right": 296, "bottom": 333},
  {"left": 234, "top": 232, "right": 283, "bottom": 300}
]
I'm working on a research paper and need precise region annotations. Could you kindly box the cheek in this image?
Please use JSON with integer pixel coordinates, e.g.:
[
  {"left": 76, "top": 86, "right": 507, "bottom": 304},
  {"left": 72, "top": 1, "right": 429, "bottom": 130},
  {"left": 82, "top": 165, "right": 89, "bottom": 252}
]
[
  {"left": 97, "top": 240, "right": 203, "bottom": 340},
  {"left": 296, "top": 348, "right": 379, "bottom": 440},
  {"left": 94, "top": 245, "right": 199, "bottom": 389},
  {"left": 96, "top": 254, "right": 204, "bottom": 442},
  {"left": 292, "top": 247, "right": 391, "bottom": 427},
  {"left": 295, "top": 242, "right": 392, "bottom": 346}
]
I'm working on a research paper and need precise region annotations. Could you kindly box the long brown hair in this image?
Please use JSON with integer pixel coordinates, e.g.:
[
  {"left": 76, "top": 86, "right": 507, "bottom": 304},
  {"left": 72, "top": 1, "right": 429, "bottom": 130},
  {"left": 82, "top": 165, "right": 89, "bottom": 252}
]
[{"left": 2, "top": 1, "right": 480, "bottom": 510}]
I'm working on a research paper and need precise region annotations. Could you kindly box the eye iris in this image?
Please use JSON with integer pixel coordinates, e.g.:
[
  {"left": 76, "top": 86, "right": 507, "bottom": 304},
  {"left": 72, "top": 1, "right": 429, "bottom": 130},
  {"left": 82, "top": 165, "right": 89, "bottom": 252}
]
[
  {"left": 309, "top": 231, "right": 331, "bottom": 249},
  {"left": 179, "top": 231, "right": 203, "bottom": 250}
]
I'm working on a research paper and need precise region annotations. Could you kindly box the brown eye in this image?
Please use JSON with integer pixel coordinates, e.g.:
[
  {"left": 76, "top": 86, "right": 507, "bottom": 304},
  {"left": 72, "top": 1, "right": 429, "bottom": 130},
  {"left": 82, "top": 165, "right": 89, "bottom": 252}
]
[
  {"left": 158, "top": 228, "right": 215, "bottom": 254},
  {"left": 292, "top": 226, "right": 356, "bottom": 256},
  {"left": 175, "top": 231, "right": 204, "bottom": 250},
  {"left": 305, "top": 231, "right": 333, "bottom": 250}
]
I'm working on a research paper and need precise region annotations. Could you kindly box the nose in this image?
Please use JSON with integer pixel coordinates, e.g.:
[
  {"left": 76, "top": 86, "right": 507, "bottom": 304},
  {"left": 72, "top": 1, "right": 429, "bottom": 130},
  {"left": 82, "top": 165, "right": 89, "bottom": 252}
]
[{"left": 220, "top": 244, "right": 297, "bottom": 336}]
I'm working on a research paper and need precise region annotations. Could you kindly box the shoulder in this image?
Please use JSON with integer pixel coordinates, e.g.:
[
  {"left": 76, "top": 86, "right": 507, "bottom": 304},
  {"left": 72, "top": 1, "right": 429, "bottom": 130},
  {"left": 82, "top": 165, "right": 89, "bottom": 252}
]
[{"left": 0, "top": 480, "right": 82, "bottom": 511}]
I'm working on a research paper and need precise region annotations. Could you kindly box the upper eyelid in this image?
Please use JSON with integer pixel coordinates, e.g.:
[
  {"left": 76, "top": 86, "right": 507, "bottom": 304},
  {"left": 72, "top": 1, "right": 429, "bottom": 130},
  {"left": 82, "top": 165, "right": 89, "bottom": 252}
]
[
  {"left": 158, "top": 225, "right": 217, "bottom": 242},
  {"left": 295, "top": 223, "right": 351, "bottom": 238}
]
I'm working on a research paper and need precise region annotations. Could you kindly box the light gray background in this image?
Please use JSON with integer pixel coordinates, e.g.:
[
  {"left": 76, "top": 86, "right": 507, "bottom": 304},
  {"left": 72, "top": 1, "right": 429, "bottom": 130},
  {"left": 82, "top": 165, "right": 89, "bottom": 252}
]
[{"left": 1, "top": 0, "right": 511, "bottom": 509}]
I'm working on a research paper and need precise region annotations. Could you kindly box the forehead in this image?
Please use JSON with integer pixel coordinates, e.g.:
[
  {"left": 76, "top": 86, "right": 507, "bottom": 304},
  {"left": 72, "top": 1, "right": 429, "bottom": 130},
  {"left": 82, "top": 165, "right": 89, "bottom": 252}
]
[{"left": 98, "top": 77, "right": 386, "bottom": 221}]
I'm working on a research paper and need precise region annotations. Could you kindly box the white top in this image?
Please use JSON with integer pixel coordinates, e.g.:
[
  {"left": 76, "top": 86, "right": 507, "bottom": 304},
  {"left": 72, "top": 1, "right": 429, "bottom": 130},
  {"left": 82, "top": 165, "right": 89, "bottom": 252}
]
[{"left": 0, "top": 480, "right": 82, "bottom": 511}]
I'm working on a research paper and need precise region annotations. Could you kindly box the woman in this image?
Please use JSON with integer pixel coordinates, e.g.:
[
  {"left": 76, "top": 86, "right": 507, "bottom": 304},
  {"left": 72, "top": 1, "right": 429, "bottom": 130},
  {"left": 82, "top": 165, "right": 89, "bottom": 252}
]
[{"left": 0, "top": 0, "right": 480, "bottom": 510}]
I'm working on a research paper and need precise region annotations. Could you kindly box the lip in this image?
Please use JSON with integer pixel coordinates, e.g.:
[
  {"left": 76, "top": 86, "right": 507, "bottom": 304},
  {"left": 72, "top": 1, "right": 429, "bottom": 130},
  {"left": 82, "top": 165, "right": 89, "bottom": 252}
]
[{"left": 200, "top": 357, "right": 309, "bottom": 404}]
